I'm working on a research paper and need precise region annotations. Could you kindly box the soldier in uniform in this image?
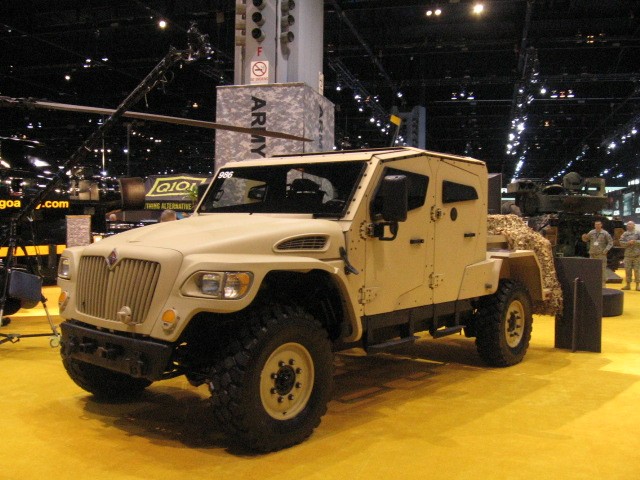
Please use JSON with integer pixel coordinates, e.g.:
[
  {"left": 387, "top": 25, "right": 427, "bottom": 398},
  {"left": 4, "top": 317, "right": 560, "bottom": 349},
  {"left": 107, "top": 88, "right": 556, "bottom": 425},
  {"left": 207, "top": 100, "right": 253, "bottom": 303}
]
[
  {"left": 581, "top": 220, "right": 613, "bottom": 287},
  {"left": 619, "top": 220, "right": 640, "bottom": 291}
]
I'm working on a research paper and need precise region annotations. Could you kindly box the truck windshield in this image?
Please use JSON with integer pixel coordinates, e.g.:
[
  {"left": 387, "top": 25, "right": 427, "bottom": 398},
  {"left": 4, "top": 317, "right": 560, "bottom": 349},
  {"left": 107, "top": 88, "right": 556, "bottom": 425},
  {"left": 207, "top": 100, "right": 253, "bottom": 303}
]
[{"left": 198, "top": 161, "right": 366, "bottom": 216}]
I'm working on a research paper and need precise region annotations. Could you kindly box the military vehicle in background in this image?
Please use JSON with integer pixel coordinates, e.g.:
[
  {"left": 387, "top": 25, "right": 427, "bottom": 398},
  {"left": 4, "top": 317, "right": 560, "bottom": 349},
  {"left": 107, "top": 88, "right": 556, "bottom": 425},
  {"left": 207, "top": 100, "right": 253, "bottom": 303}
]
[{"left": 507, "top": 172, "right": 624, "bottom": 272}]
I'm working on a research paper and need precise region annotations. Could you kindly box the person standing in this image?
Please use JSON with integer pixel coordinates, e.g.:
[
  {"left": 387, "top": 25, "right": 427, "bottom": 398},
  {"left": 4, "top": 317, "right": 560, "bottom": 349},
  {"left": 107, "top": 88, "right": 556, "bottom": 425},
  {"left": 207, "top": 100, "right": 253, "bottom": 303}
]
[
  {"left": 581, "top": 220, "right": 613, "bottom": 287},
  {"left": 159, "top": 209, "right": 177, "bottom": 222},
  {"left": 619, "top": 220, "right": 640, "bottom": 291}
]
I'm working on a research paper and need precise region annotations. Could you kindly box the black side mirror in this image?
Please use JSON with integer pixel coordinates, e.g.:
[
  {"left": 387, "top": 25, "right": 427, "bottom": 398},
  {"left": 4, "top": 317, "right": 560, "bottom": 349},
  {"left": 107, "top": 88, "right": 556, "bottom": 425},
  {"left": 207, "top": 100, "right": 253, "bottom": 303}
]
[{"left": 382, "top": 174, "right": 408, "bottom": 222}]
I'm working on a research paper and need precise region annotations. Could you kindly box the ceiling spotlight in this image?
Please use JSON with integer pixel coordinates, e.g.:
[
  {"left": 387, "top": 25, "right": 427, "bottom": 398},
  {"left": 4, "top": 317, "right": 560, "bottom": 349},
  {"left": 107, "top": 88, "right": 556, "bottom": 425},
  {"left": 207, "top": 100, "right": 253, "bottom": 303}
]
[
  {"left": 64, "top": 74, "right": 71, "bottom": 81},
  {"left": 336, "top": 84, "right": 342, "bottom": 91},
  {"left": 192, "top": 102, "right": 199, "bottom": 108},
  {"left": 85, "top": 58, "right": 91, "bottom": 63},
  {"left": 435, "top": 9, "right": 442, "bottom": 16},
  {"left": 158, "top": 19, "right": 167, "bottom": 29},
  {"left": 397, "top": 91, "right": 403, "bottom": 98},
  {"left": 472, "top": 4, "right": 485, "bottom": 15},
  {"left": 370, "top": 117, "right": 375, "bottom": 123},
  {"left": 101, "top": 57, "right": 109, "bottom": 62},
  {"left": 540, "top": 87, "right": 547, "bottom": 95},
  {"left": 426, "top": 10, "right": 433, "bottom": 16}
]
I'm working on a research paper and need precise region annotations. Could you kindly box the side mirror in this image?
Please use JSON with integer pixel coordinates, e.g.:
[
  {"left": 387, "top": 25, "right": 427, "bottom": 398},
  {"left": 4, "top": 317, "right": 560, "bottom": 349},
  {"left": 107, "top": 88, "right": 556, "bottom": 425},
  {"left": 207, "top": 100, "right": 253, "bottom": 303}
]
[{"left": 382, "top": 174, "right": 408, "bottom": 222}]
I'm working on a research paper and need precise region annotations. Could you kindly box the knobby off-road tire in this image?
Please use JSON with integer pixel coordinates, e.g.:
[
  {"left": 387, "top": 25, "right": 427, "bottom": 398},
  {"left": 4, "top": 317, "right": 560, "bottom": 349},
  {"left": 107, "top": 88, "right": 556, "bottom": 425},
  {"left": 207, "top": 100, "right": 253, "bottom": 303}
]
[
  {"left": 208, "top": 303, "right": 333, "bottom": 452},
  {"left": 61, "top": 355, "right": 151, "bottom": 400},
  {"left": 474, "top": 279, "right": 533, "bottom": 367}
]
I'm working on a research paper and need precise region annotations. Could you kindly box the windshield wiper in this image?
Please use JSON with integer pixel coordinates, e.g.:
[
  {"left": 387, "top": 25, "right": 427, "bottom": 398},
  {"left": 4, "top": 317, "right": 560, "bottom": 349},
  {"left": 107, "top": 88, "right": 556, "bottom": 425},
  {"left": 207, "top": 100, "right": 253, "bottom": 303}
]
[{"left": 312, "top": 212, "right": 343, "bottom": 218}]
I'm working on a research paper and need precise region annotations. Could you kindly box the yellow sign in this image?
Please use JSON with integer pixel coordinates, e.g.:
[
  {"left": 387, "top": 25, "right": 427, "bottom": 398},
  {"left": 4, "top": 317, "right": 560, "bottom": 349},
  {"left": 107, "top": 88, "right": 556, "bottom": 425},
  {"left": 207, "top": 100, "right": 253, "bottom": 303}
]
[
  {"left": 146, "top": 176, "right": 209, "bottom": 198},
  {"left": 0, "top": 244, "right": 66, "bottom": 257},
  {"left": 390, "top": 114, "right": 402, "bottom": 126}
]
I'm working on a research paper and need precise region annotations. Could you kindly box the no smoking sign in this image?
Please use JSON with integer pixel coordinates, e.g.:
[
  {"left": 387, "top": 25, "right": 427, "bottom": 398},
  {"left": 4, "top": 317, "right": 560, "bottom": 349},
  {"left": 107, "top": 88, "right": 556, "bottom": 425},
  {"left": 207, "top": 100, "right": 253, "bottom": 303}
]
[{"left": 250, "top": 60, "right": 269, "bottom": 85}]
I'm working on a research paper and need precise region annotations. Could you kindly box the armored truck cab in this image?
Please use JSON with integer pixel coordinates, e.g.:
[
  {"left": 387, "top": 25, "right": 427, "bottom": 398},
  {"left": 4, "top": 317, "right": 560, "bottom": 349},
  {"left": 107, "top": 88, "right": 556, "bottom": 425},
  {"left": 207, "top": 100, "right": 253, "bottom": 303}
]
[{"left": 57, "top": 147, "right": 546, "bottom": 451}]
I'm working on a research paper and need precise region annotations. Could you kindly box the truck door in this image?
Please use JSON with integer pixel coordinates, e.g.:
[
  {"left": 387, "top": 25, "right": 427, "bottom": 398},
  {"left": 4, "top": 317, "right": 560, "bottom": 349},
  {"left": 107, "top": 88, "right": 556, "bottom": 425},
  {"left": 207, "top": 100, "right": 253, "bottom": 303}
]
[
  {"left": 363, "top": 158, "right": 434, "bottom": 316},
  {"left": 431, "top": 159, "right": 485, "bottom": 304}
]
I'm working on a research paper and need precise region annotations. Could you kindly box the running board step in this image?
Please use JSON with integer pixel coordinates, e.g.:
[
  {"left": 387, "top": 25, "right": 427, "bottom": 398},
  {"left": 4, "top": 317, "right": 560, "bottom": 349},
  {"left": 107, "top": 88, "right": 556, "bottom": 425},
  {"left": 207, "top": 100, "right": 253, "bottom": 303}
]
[
  {"left": 430, "top": 326, "right": 464, "bottom": 339},
  {"left": 366, "top": 335, "right": 418, "bottom": 354}
]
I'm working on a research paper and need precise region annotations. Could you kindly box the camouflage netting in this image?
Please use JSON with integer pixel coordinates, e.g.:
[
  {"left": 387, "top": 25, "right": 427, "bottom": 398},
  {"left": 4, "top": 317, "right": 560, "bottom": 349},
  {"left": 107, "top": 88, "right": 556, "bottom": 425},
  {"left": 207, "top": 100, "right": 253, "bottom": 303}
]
[{"left": 487, "top": 214, "right": 563, "bottom": 316}]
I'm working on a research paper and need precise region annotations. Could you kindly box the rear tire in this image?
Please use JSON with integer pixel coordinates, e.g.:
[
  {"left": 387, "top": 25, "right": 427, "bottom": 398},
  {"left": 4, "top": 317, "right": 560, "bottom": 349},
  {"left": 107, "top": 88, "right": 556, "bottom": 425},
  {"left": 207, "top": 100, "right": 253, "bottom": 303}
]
[
  {"left": 208, "top": 303, "right": 333, "bottom": 452},
  {"left": 474, "top": 279, "right": 533, "bottom": 367}
]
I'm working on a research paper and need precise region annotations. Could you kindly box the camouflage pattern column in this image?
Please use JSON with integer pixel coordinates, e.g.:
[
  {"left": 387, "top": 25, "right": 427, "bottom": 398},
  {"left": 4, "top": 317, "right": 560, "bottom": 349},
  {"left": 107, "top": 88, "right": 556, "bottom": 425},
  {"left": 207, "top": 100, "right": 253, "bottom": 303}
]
[{"left": 215, "top": 83, "right": 334, "bottom": 168}]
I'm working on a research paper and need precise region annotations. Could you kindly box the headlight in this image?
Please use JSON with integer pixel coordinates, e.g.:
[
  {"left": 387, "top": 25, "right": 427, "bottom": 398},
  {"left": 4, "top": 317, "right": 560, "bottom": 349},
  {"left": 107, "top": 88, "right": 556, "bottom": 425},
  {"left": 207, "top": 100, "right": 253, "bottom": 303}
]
[
  {"left": 183, "top": 271, "right": 253, "bottom": 299},
  {"left": 201, "top": 273, "right": 222, "bottom": 296},
  {"left": 223, "top": 272, "right": 253, "bottom": 299},
  {"left": 58, "top": 257, "right": 71, "bottom": 279}
]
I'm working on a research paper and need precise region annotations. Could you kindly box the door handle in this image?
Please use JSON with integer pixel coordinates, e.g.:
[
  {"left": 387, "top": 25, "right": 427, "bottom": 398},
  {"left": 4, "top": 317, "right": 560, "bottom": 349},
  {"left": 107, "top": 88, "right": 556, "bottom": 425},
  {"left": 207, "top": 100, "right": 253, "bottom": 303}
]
[
  {"left": 410, "top": 238, "right": 425, "bottom": 244},
  {"left": 464, "top": 232, "right": 476, "bottom": 238}
]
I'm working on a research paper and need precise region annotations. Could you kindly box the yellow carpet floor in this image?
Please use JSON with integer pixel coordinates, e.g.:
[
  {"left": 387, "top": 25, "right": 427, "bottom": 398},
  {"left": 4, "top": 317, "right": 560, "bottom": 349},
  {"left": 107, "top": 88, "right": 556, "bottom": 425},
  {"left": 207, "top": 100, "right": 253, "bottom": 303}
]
[{"left": 1, "top": 278, "right": 639, "bottom": 480}]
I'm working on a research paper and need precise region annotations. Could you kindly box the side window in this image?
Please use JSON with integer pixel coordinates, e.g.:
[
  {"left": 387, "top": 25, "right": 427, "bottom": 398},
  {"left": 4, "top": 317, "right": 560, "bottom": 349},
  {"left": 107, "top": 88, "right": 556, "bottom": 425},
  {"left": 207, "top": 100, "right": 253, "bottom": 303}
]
[
  {"left": 371, "top": 168, "right": 429, "bottom": 216},
  {"left": 442, "top": 180, "right": 478, "bottom": 204}
]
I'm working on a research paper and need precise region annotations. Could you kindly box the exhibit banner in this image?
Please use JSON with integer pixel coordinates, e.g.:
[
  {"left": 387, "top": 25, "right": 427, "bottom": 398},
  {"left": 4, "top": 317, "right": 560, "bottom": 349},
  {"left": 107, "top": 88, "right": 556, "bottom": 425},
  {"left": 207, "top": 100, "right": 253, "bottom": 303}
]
[
  {"left": 215, "top": 83, "right": 335, "bottom": 169},
  {"left": 144, "top": 174, "right": 211, "bottom": 211}
]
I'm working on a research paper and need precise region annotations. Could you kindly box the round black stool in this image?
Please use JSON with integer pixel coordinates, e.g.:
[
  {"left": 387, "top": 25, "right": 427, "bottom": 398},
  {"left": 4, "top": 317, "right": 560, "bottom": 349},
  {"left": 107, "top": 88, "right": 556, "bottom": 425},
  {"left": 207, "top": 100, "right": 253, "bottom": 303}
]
[{"left": 602, "top": 288, "right": 624, "bottom": 317}]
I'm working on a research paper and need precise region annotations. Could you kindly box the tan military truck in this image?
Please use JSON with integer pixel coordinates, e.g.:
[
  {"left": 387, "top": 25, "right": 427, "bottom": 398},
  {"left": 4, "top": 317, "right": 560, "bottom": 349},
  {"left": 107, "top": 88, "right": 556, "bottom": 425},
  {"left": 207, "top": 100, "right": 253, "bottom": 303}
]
[{"left": 57, "top": 147, "right": 547, "bottom": 452}]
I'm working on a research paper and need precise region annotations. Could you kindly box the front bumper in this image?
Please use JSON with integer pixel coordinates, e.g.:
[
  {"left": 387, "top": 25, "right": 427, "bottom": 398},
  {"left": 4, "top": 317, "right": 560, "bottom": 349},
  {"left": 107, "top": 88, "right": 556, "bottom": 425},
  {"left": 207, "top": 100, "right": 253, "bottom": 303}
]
[{"left": 60, "top": 320, "right": 174, "bottom": 381}]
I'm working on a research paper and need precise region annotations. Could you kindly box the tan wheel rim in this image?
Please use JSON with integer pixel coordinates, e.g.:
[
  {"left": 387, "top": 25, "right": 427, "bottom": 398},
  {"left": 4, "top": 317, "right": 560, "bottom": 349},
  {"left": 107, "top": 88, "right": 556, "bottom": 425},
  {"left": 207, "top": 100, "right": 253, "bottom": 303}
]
[
  {"left": 505, "top": 299, "right": 525, "bottom": 348},
  {"left": 260, "top": 342, "right": 315, "bottom": 420}
]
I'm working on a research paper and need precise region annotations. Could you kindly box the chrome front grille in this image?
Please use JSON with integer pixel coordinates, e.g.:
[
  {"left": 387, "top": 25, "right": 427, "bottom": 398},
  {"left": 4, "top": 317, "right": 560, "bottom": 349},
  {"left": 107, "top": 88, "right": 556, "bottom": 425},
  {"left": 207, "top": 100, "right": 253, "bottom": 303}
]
[
  {"left": 275, "top": 235, "right": 328, "bottom": 251},
  {"left": 76, "top": 256, "right": 161, "bottom": 323}
]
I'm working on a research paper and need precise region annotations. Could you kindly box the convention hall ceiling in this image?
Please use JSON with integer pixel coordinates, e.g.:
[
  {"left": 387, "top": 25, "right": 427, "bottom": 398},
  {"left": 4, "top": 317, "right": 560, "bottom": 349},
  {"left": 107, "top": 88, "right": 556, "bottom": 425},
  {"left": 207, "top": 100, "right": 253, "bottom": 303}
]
[{"left": 1, "top": 0, "right": 639, "bottom": 185}]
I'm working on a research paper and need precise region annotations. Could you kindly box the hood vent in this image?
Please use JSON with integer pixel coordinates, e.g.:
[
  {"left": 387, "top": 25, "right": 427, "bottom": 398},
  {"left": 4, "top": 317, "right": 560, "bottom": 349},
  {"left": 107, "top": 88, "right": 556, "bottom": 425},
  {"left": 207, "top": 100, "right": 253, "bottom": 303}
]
[{"left": 275, "top": 235, "right": 329, "bottom": 252}]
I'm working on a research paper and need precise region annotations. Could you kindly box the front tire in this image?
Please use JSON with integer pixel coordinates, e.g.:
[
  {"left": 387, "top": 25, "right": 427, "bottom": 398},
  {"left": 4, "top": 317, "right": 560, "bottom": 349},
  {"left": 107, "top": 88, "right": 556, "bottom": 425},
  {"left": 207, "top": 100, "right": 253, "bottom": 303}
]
[
  {"left": 474, "top": 279, "right": 533, "bottom": 367},
  {"left": 208, "top": 303, "right": 333, "bottom": 452},
  {"left": 61, "top": 356, "right": 151, "bottom": 400}
]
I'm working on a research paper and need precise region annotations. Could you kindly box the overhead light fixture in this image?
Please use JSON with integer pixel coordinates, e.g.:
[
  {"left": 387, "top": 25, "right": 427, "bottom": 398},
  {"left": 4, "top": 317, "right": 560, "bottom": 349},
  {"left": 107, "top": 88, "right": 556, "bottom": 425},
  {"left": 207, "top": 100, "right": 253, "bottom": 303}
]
[
  {"left": 473, "top": 3, "right": 485, "bottom": 15},
  {"left": 426, "top": 10, "right": 433, "bottom": 17},
  {"left": 64, "top": 74, "right": 71, "bottom": 81},
  {"left": 435, "top": 9, "right": 442, "bottom": 16},
  {"left": 158, "top": 19, "right": 167, "bottom": 29}
]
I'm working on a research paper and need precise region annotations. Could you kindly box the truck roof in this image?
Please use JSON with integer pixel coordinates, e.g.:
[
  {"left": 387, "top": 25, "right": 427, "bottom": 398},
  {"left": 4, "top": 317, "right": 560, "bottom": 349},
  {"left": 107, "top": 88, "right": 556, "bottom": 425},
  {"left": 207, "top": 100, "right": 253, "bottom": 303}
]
[{"left": 220, "top": 146, "right": 486, "bottom": 169}]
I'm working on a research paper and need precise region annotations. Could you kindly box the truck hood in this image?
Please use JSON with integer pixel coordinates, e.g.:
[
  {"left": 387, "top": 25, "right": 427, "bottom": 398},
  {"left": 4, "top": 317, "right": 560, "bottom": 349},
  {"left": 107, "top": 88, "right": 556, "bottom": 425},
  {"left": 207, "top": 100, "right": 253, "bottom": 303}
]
[{"left": 93, "top": 214, "right": 345, "bottom": 257}]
